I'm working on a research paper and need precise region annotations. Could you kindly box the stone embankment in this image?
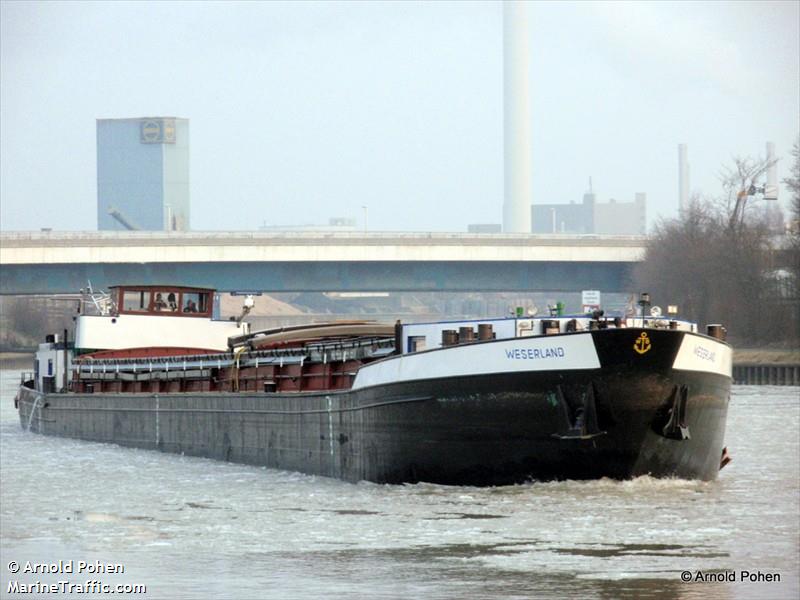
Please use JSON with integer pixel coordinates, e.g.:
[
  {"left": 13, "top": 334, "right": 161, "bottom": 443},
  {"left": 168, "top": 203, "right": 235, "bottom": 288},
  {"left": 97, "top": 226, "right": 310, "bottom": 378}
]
[{"left": 733, "top": 349, "right": 800, "bottom": 386}]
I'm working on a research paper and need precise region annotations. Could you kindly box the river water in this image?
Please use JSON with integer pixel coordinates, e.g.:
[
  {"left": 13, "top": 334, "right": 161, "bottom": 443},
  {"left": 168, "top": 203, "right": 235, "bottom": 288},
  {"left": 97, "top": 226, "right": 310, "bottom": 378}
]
[{"left": 1, "top": 368, "right": 797, "bottom": 599}]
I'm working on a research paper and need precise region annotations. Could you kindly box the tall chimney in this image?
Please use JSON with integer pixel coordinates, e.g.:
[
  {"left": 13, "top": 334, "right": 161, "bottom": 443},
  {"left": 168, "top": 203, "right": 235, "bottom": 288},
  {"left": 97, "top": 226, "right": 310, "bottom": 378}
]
[
  {"left": 503, "top": 0, "right": 532, "bottom": 233},
  {"left": 678, "top": 144, "right": 689, "bottom": 216},
  {"left": 765, "top": 141, "right": 778, "bottom": 199}
]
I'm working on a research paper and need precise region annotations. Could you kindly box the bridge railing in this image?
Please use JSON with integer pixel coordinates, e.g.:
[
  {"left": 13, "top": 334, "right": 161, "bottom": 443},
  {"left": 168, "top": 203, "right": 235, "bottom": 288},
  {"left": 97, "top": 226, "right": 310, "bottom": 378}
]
[{"left": 0, "top": 230, "right": 649, "bottom": 247}]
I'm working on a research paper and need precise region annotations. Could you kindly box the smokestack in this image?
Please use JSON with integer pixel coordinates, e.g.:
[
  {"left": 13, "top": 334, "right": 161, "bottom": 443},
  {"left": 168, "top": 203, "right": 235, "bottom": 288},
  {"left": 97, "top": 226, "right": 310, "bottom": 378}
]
[
  {"left": 503, "top": 0, "right": 532, "bottom": 233},
  {"left": 678, "top": 144, "right": 689, "bottom": 216},
  {"left": 765, "top": 141, "right": 778, "bottom": 199}
]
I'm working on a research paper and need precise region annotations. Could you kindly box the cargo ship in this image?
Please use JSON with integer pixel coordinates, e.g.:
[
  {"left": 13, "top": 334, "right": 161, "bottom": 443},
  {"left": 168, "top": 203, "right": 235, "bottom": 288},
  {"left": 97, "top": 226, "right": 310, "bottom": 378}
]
[{"left": 15, "top": 285, "right": 732, "bottom": 485}]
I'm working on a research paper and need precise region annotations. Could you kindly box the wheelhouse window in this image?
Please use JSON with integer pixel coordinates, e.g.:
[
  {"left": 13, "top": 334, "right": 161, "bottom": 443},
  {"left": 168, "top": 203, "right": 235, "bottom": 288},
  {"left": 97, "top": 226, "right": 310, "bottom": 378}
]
[
  {"left": 152, "top": 290, "right": 180, "bottom": 312},
  {"left": 182, "top": 292, "right": 209, "bottom": 314},
  {"left": 166, "top": 292, "right": 179, "bottom": 311},
  {"left": 408, "top": 336, "right": 427, "bottom": 352},
  {"left": 114, "top": 286, "right": 213, "bottom": 317},
  {"left": 122, "top": 290, "right": 151, "bottom": 312}
]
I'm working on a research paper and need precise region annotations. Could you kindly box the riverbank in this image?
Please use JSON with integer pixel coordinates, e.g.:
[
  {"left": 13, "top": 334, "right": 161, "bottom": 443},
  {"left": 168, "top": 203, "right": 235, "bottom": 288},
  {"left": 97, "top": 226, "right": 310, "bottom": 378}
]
[
  {"left": 734, "top": 348, "right": 800, "bottom": 365},
  {"left": 0, "top": 352, "right": 33, "bottom": 370}
]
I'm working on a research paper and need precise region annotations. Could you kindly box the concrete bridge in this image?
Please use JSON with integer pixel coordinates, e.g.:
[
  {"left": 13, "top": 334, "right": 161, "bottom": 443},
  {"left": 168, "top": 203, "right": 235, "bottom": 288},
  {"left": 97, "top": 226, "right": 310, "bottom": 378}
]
[{"left": 0, "top": 231, "right": 647, "bottom": 294}]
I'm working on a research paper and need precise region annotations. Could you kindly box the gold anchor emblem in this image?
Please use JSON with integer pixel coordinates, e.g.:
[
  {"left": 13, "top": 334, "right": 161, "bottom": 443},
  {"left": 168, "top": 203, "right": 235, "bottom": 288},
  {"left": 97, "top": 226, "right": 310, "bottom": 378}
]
[{"left": 633, "top": 331, "right": 651, "bottom": 354}]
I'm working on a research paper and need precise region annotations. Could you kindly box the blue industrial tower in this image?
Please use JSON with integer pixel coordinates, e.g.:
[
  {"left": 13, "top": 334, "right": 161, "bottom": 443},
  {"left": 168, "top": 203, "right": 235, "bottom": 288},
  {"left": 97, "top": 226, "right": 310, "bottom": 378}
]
[{"left": 96, "top": 117, "right": 190, "bottom": 231}]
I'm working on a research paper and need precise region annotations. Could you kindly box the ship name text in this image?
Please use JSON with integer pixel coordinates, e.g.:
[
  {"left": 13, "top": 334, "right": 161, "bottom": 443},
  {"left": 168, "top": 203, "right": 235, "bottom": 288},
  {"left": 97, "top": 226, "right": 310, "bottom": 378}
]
[
  {"left": 693, "top": 345, "right": 716, "bottom": 362},
  {"left": 505, "top": 347, "right": 566, "bottom": 360}
]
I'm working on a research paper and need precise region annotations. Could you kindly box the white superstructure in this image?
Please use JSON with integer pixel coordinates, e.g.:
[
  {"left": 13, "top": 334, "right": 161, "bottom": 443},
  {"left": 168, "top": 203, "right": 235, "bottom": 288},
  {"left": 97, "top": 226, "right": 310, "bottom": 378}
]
[
  {"left": 72, "top": 285, "right": 248, "bottom": 353},
  {"left": 75, "top": 313, "right": 245, "bottom": 352}
]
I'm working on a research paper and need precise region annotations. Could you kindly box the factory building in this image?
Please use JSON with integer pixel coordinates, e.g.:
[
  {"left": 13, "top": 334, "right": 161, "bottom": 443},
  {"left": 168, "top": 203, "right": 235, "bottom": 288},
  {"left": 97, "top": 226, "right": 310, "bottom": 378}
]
[
  {"left": 594, "top": 193, "right": 647, "bottom": 235},
  {"left": 97, "top": 117, "right": 190, "bottom": 231},
  {"left": 467, "top": 224, "right": 503, "bottom": 234},
  {"left": 531, "top": 190, "right": 646, "bottom": 235}
]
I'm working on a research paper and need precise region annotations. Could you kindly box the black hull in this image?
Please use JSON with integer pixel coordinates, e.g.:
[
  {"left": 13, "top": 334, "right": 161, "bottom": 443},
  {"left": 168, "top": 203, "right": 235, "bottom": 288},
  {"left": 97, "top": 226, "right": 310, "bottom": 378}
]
[{"left": 16, "top": 329, "right": 731, "bottom": 485}]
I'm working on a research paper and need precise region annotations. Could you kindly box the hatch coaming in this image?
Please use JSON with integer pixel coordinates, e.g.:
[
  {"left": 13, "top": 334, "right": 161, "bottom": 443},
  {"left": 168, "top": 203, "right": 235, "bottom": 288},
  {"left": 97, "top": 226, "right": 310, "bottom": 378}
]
[{"left": 70, "top": 335, "right": 395, "bottom": 394}]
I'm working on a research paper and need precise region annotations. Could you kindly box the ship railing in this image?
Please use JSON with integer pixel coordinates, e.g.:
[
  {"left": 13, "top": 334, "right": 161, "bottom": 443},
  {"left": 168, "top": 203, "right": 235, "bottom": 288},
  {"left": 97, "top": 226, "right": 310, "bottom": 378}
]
[
  {"left": 623, "top": 317, "right": 696, "bottom": 332},
  {"left": 78, "top": 285, "right": 116, "bottom": 316},
  {"left": 74, "top": 367, "right": 364, "bottom": 384}
]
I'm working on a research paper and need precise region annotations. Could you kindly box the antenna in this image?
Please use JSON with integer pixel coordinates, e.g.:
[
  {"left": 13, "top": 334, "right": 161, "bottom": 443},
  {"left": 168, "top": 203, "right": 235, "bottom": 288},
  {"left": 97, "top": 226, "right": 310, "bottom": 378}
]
[{"left": 82, "top": 280, "right": 113, "bottom": 315}]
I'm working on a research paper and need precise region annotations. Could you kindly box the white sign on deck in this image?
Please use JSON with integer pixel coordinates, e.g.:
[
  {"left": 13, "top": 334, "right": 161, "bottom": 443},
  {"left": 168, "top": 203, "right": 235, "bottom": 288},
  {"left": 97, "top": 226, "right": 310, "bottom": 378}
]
[{"left": 582, "top": 290, "right": 601, "bottom": 306}]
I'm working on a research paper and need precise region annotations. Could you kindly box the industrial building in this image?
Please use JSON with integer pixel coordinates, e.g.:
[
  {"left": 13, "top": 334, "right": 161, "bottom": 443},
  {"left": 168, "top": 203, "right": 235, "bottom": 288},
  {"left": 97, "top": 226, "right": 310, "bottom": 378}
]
[
  {"left": 531, "top": 190, "right": 646, "bottom": 235},
  {"left": 97, "top": 117, "right": 190, "bottom": 231},
  {"left": 467, "top": 224, "right": 503, "bottom": 234}
]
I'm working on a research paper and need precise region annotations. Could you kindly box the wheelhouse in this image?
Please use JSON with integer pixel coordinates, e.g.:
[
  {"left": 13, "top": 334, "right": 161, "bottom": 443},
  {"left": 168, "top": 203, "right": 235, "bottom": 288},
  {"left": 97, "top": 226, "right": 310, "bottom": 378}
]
[{"left": 111, "top": 285, "right": 213, "bottom": 318}]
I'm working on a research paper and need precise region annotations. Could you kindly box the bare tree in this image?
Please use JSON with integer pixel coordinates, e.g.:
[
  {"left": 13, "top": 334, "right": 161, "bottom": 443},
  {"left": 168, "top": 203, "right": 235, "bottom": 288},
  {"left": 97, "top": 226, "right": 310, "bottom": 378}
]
[
  {"left": 635, "top": 203, "right": 715, "bottom": 324},
  {"left": 718, "top": 156, "right": 779, "bottom": 232},
  {"left": 781, "top": 135, "right": 800, "bottom": 313},
  {"left": 635, "top": 154, "right": 791, "bottom": 345},
  {"left": 0, "top": 297, "right": 76, "bottom": 350},
  {"left": 784, "top": 136, "right": 800, "bottom": 229}
]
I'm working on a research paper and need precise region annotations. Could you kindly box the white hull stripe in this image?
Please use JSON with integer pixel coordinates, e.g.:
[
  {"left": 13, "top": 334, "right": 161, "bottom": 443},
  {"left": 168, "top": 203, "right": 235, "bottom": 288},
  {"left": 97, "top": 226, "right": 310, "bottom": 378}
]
[
  {"left": 671, "top": 334, "right": 732, "bottom": 377},
  {"left": 353, "top": 333, "right": 600, "bottom": 390}
]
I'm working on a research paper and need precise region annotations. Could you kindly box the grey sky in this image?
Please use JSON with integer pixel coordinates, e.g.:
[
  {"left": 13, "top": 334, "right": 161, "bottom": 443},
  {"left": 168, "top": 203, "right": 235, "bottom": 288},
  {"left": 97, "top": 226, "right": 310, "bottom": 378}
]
[{"left": 1, "top": 0, "right": 798, "bottom": 232}]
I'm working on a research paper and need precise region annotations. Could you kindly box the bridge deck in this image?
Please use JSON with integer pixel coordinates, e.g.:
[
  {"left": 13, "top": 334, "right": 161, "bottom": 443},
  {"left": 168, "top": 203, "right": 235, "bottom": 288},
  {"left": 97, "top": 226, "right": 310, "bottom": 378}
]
[
  {"left": 0, "top": 231, "right": 646, "bottom": 294},
  {"left": 1, "top": 231, "right": 646, "bottom": 263}
]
